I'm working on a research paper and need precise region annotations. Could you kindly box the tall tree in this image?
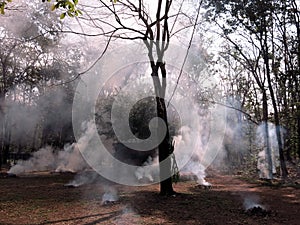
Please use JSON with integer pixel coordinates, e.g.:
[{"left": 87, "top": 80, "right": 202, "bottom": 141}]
[{"left": 45, "top": 0, "right": 202, "bottom": 195}]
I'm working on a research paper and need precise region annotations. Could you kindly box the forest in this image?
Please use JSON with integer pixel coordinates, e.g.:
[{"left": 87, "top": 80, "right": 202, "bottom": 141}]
[{"left": 0, "top": 0, "right": 299, "bottom": 224}]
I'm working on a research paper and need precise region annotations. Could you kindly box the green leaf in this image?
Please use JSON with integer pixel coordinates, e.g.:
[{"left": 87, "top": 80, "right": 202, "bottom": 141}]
[
  {"left": 66, "top": 1, "right": 74, "bottom": 10},
  {"left": 76, "top": 9, "right": 82, "bottom": 15},
  {"left": 67, "top": 11, "right": 74, "bottom": 17},
  {"left": 60, "top": 12, "right": 66, "bottom": 19},
  {"left": 50, "top": 4, "right": 56, "bottom": 11},
  {"left": 0, "top": 4, "right": 5, "bottom": 14}
]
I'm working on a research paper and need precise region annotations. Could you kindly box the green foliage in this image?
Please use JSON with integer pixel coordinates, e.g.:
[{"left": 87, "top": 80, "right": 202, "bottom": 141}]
[
  {"left": 49, "top": 0, "right": 82, "bottom": 19},
  {"left": 1, "top": 0, "right": 119, "bottom": 17},
  {"left": 0, "top": 0, "right": 11, "bottom": 14},
  {"left": 49, "top": 0, "right": 118, "bottom": 19}
]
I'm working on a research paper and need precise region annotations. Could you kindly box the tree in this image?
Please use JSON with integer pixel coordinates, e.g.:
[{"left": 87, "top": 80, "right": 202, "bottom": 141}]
[{"left": 42, "top": 0, "right": 203, "bottom": 195}]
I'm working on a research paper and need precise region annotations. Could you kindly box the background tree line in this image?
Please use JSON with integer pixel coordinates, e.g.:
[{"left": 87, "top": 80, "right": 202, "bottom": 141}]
[
  {"left": 203, "top": 0, "right": 300, "bottom": 177},
  {"left": 0, "top": 2, "right": 81, "bottom": 167}
]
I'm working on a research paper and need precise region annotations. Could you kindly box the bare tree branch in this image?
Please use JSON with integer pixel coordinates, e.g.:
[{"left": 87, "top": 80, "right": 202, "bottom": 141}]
[{"left": 168, "top": 0, "right": 203, "bottom": 107}]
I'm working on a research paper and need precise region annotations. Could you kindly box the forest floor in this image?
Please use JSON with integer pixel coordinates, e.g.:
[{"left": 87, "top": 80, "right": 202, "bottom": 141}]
[{"left": 0, "top": 169, "right": 299, "bottom": 225}]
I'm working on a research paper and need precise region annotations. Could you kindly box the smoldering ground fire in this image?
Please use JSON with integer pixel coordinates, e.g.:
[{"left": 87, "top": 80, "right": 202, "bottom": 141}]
[{"left": 243, "top": 195, "right": 271, "bottom": 217}]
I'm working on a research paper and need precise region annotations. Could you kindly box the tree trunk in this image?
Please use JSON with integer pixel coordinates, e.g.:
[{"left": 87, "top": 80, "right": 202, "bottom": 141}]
[
  {"left": 263, "top": 26, "right": 288, "bottom": 178},
  {"left": 262, "top": 91, "right": 273, "bottom": 179},
  {"left": 0, "top": 152, "right": 2, "bottom": 170},
  {"left": 2, "top": 124, "right": 11, "bottom": 165},
  {"left": 290, "top": 0, "right": 300, "bottom": 158},
  {"left": 285, "top": 136, "right": 292, "bottom": 162},
  {"left": 151, "top": 63, "right": 175, "bottom": 196},
  {"left": 156, "top": 97, "right": 174, "bottom": 195},
  {"left": 297, "top": 114, "right": 300, "bottom": 158}
]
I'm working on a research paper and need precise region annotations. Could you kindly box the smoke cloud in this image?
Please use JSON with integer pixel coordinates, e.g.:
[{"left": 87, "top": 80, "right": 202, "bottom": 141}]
[{"left": 8, "top": 144, "right": 87, "bottom": 175}]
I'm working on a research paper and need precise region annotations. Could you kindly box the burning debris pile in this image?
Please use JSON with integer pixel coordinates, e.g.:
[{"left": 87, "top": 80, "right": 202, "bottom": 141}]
[
  {"left": 101, "top": 187, "right": 119, "bottom": 205},
  {"left": 243, "top": 195, "right": 271, "bottom": 217},
  {"left": 245, "top": 205, "right": 271, "bottom": 217},
  {"left": 196, "top": 183, "right": 212, "bottom": 190}
]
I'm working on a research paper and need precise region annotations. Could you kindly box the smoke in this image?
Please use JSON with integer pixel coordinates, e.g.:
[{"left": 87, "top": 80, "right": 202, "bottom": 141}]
[
  {"left": 179, "top": 158, "right": 211, "bottom": 186},
  {"left": 8, "top": 146, "right": 56, "bottom": 174},
  {"left": 65, "top": 170, "right": 99, "bottom": 187},
  {"left": 7, "top": 80, "right": 229, "bottom": 188},
  {"left": 8, "top": 144, "right": 87, "bottom": 175},
  {"left": 8, "top": 120, "right": 104, "bottom": 188},
  {"left": 134, "top": 156, "right": 158, "bottom": 182},
  {"left": 113, "top": 206, "right": 142, "bottom": 225},
  {"left": 243, "top": 194, "right": 265, "bottom": 210},
  {"left": 101, "top": 186, "right": 119, "bottom": 205},
  {"left": 174, "top": 123, "right": 211, "bottom": 185},
  {"left": 0, "top": 0, "right": 236, "bottom": 190},
  {"left": 210, "top": 97, "right": 251, "bottom": 171},
  {"left": 7, "top": 94, "right": 247, "bottom": 188},
  {"left": 3, "top": 28, "right": 237, "bottom": 188}
]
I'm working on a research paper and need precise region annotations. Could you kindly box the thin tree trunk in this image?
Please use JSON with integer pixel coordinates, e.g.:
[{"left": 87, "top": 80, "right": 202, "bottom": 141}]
[
  {"left": 262, "top": 91, "right": 273, "bottom": 179},
  {"left": 0, "top": 152, "right": 1, "bottom": 170},
  {"left": 156, "top": 97, "right": 174, "bottom": 195},
  {"left": 3, "top": 128, "right": 11, "bottom": 165},
  {"left": 290, "top": 0, "right": 300, "bottom": 158},
  {"left": 263, "top": 22, "right": 288, "bottom": 178},
  {"left": 297, "top": 115, "right": 300, "bottom": 158},
  {"left": 151, "top": 63, "right": 175, "bottom": 195}
]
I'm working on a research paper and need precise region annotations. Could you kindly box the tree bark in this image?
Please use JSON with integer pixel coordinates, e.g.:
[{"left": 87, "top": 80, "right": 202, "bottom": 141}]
[
  {"left": 156, "top": 97, "right": 174, "bottom": 195},
  {"left": 151, "top": 63, "right": 175, "bottom": 195},
  {"left": 263, "top": 20, "right": 288, "bottom": 178},
  {"left": 262, "top": 91, "right": 273, "bottom": 179}
]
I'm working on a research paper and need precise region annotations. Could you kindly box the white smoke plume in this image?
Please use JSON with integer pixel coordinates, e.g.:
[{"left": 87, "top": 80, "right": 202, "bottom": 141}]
[
  {"left": 8, "top": 144, "right": 87, "bottom": 175},
  {"left": 134, "top": 156, "right": 158, "bottom": 182},
  {"left": 101, "top": 186, "right": 119, "bottom": 205},
  {"left": 113, "top": 206, "right": 142, "bottom": 225},
  {"left": 8, "top": 146, "right": 56, "bottom": 174},
  {"left": 7, "top": 120, "right": 105, "bottom": 188},
  {"left": 243, "top": 195, "right": 266, "bottom": 210},
  {"left": 131, "top": 99, "right": 218, "bottom": 186},
  {"left": 8, "top": 97, "right": 226, "bottom": 188},
  {"left": 171, "top": 99, "right": 218, "bottom": 186},
  {"left": 65, "top": 170, "right": 99, "bottom": 187}
]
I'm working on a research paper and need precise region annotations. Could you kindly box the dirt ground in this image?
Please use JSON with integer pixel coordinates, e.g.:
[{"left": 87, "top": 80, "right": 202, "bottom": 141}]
[{"left": 0, "top": 171, "right": 299, "bottom": 225}]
